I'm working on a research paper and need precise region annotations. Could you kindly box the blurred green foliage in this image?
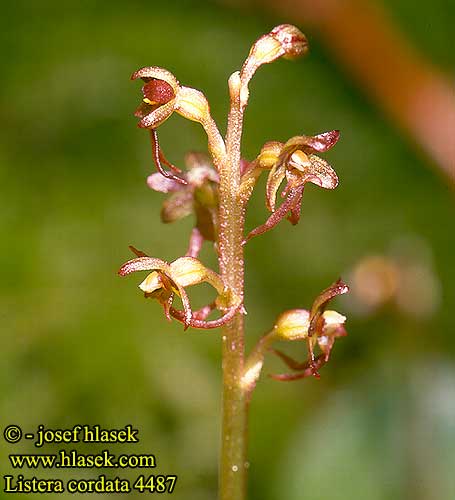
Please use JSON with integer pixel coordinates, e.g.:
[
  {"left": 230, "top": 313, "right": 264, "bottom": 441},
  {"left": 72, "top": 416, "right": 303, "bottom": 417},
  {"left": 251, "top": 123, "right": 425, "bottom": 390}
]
[{"left": 0, "top": 1, "right": 454, "bottom": 499}]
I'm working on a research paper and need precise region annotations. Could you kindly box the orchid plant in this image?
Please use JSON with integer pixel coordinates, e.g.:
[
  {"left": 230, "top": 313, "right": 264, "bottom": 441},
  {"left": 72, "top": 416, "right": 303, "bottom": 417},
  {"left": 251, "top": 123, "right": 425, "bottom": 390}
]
[{"left": 119, "top": 25, "right": 348, "bottom": 500}]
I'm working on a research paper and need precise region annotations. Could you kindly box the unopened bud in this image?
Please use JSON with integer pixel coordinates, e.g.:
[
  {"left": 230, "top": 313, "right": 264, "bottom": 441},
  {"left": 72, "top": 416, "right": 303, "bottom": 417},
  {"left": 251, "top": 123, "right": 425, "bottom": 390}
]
[
  {"left": 241, "top": 24, "right": 308, "bottom": 85},
  {"left": 270, "top": 24, "right": 308, "bottom": 60}
]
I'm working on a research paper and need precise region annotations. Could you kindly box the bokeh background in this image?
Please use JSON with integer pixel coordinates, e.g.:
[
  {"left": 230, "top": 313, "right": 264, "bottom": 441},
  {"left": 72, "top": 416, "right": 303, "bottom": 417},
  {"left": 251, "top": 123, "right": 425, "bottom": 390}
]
[{"left": 1, "top": 1, "right": 454, "bottom": 499}]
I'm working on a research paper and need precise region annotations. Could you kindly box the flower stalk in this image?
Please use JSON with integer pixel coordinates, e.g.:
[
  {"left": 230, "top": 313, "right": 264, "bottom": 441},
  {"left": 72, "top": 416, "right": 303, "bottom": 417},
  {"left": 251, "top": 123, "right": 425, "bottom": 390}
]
[{"left": 218, "top": 71, "right": 248, "bottom": 500}]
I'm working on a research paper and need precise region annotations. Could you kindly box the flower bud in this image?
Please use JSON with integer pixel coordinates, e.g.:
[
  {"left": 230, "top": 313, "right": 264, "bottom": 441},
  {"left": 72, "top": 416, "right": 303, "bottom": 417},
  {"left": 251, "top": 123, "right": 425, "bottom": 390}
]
[{"left": 270, "top": 24, "right": 309, "bottom": 60}]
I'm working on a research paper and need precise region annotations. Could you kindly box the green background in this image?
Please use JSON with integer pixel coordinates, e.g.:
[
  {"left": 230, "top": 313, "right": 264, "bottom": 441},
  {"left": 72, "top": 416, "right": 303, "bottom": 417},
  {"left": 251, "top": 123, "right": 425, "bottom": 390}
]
[{"left": 1, "top": 1, "right": 454, "bottom": 498}]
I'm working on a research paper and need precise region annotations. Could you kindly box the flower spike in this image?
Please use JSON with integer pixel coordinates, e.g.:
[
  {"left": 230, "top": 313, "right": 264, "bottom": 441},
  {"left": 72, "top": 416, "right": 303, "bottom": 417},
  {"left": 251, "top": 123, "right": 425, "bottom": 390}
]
[{"left": 123, "top": 26, "right": 349, "bottom": 441}]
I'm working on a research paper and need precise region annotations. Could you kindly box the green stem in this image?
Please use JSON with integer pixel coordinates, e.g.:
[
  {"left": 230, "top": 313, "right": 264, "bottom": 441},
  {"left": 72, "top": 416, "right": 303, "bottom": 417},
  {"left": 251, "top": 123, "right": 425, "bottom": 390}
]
[{"left": 217, "top": 71, "right": 248, "bottom": 500}]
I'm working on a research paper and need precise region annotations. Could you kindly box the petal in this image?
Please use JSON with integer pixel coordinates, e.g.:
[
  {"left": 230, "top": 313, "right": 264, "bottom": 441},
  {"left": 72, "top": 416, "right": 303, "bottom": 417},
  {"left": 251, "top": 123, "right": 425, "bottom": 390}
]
[
  {"left": 239, "top": 163, "right": 263, "bottom": 204},
  {"left": 309, "top": 279, "right": 349, "bottom": 336},
  {"left": 304, "top": 155, "right": 339, "bottom": 189},
  {"left": 284, "top": 130, "right": 340, "bottom": 154},
  {"left": 244, "top": 186, "right": 304, "bottom": 243},
  {"left": 186, "top": 227, "right": 204, "bottom": 258},
  {"left": 138, "top": 271, "right": 162, "bottom": 294},
  {"left": 131, "top": 66, "right": 180, "bottom": 94},
  {"left": 138, "top": 99, "right": 176, "bottom": 129},
  {"left": 161, "top": 191, "right": 194, "bottom": 223},
  {"left": 270, "top": 348, "right": 311, "bottom": 370},
  {"left": 322, "top": 310, "right": 347, "bottom": 329},
  {"left": 309, "top": 130, "right": 340, "bottom": 151},
  {"left": 266, "top": 164, "right": 287, "bottom": 212},
  {"left": 134, "top": 101, "right": 154, "bottom": 119},
  {"left": 269, "top": 354, "right": 327, "bottom": 381},
  {"left": 184, "top": 151, "right": 212, "bottom": 170},
  {"left": 175, "top": 283, "right": 192, "bottom": 329},
  {"left": 142, "top": 80, "right": 175, "bottom": 104},
  {"left": 286, "top": 187, "right": 304, "bottom": 225},
  {"left": 118, "top": 254, "right": 194, "bottom": 329},
  {"left": 129, "top": 245, "right": 149, "bottom": 257},
  {"left": 147, "top": 173, "right": 185, "bottom": 193},
  {"left": 187, "top": 165, "right": 219, "bottom": 187},
  {"left": 288, "top": 150, "right": 312, "bottom": 172},
  {"left": 318, "top": 310, "right": 347, "bottom": 360},
  {"left": 118, "top": 256, "right": 170, "bottom": 276}
]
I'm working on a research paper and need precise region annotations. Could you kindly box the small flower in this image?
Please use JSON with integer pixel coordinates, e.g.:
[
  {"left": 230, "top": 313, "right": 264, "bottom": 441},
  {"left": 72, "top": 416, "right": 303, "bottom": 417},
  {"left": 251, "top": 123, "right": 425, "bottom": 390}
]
[
  {"left": 242, "top": 279, "right": 348, "bottom": 391},
  {"left": 147, "top": 152, "right": 219, "bottom": 257},
  {"left": 244, "top": 130, "right": 340, "bottom": 242},
  {"left": 132, "top": 66, "right": 180, "bottom": 129},
  {"left": 132, "top": 67, "right": 226, "bottom": 182},
  {"left": 118, "top": 248, "right": 238, "bottom": 330},
  {"left": 132, "top": 66, "right": 213, "bottom": 130},
  {"left": 271, "top": 278, "right": 349, "bottom": 379},
  {"left": 119, "top": 251, "right": 224, "bottom": 325}
]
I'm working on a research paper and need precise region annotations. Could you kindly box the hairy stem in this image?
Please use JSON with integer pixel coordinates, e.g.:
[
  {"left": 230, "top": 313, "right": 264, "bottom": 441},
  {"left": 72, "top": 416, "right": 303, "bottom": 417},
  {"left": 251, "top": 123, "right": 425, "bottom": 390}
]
[{"left": 217, "top": 71, "right": 248, "bottom": 500}]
